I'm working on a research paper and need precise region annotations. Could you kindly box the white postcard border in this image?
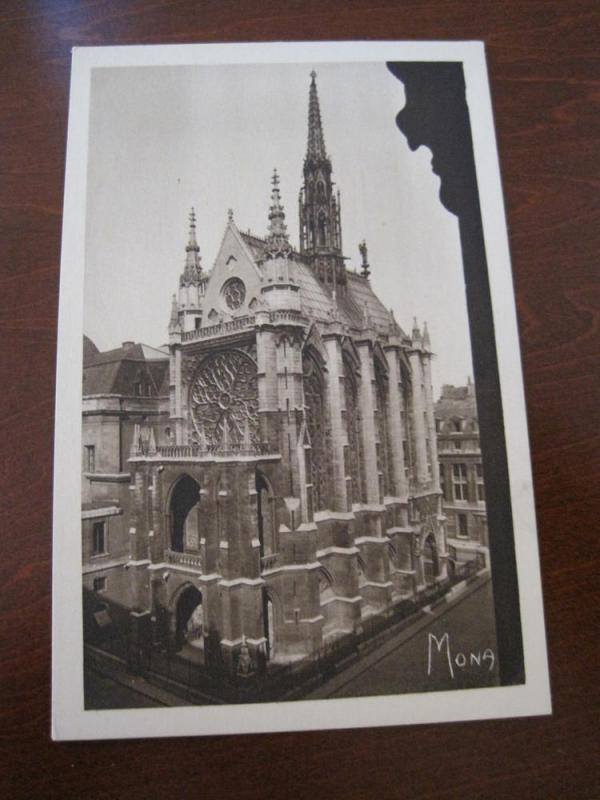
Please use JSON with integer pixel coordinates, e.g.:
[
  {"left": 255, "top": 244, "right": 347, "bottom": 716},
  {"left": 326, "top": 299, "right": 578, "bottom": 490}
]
[{"left": 52, "top": 40, "right": 551, "bottom": 741}]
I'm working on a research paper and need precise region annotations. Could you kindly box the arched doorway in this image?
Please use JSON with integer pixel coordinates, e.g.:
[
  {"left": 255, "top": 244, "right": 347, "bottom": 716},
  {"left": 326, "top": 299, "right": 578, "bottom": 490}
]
[
  {"left": 318, "top": 567, "right": 337, "bottom": 638},
  {"left": 170, "top": 475, "right": 200, "bottom": 552},
  {"left": 174, "top": 585, "right": 203, "bottom": 652},
  {"left": 423, "top": 533, "right": 440, "bottom": 586}
]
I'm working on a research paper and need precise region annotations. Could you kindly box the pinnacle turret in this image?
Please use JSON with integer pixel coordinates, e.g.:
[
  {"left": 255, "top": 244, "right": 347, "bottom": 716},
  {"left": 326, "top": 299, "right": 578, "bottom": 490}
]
[
  {"left": 180, "top": 208, "right": 203, "bottom": 286},
  {"left": 423, "top": 321, "right": 431, "bottom": 349},
  {"left": 265, "top": 169, "right": 291, "bottom": 258},
  {"left": 412, "top": 317, "right": 422, "bottom": 345},
  {"left": 168, "top": 293, "right": 180, "bottom": 333}
]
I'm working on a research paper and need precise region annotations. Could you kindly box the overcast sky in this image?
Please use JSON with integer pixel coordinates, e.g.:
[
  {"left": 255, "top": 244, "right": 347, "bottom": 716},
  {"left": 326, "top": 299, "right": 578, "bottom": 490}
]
[{"left": 84, "top": 61, "right": 474, "bottom": 395}]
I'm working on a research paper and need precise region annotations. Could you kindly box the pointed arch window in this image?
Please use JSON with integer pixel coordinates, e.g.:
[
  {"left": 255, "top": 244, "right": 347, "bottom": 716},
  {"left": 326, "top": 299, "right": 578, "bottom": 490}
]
[
  {"left": 302, "top": 349, "right": 330, "bottom": 512},
  {"left": 401, "top": 365, "right": 414, "bottom": 483},
  {"left": 318, "top": 213, "right": 327, "bottom": 246},
  {"left": 374, "top": 359, "right": 392, "bottom": 499},
  {"left": 343, "top": 354, "right": 366, "bottom": 506}
]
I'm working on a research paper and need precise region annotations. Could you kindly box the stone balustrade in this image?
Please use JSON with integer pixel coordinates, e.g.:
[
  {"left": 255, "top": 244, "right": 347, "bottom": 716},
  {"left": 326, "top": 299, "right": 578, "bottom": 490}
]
[
  {"left": 131, "top": 442, "right": 278, "bottom": 459},
  {"left": 181, "top": 315, "right": 256, "bottom": 342},
  {"left": 260, "top": 552, "right": 279, "bottom": 572},
  {"left": 165, "top": 549, "right": 203, "bottom": 570}
]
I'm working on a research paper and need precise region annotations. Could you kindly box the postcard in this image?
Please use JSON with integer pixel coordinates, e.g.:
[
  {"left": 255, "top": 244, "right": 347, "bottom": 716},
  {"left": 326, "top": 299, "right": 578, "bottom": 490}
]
[{"left": 52, "top": 41, "right": 550, "bottom": 740}]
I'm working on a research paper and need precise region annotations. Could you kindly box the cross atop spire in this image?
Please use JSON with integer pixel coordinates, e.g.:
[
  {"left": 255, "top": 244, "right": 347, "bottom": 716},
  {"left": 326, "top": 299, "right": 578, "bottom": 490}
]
[
  {"left": 306, "top": 71, "right": 327, "bottom": 162},
  {"left": 266, "top": 168, "right": 291, "bottom": 258},
  {"left": 180, "top": 207, "right": 202, "bottom": 286}
]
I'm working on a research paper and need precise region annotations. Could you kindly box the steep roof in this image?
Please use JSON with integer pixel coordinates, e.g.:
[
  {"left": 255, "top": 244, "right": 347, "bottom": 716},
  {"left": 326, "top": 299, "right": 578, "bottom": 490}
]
[
  {"left": 238, "top": 231, "right": 407, "bottom": 340},
  {"left": 435, "top": 383, "right": 478, "bottom": 422},
  {"left": 82, "top": 338, "right": 169, "bottom": 397},
  {"left": 83, "top": 335, "right": 99, "bottom": 364}
]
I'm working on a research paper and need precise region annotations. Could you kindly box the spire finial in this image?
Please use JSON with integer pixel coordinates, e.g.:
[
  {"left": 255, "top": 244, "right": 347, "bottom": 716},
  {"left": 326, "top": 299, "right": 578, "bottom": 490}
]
[
  {"left": 168, "top": 293, "right": 180, "bottom": 333},
  {"left": 412, "top": 316, "right": 421, "bottom": 340},
  {"left": 228, "top": 208, "right": 234, "bottom": 222},
  {"left": 180, "top": 207, "right": 202, "bottom": 286},
  {"left": 423, "top": 321, "right": 431, "bottom": 349},
  {"left": 306, "top": 71, "right": 327, "bottom": 161},
  {"left": 265, "top": 168, "right": 291, "bottom": 258}
]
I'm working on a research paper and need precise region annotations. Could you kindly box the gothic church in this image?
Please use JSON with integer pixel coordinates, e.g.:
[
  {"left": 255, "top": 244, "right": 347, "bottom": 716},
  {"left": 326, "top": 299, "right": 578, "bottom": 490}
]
[{"left": 84, "top": 73, "right": 447, "bottom": 674}]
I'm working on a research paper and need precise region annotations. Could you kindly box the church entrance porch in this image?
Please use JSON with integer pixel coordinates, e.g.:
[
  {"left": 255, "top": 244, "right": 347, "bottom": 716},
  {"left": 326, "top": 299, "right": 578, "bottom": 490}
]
[
  {"left": 173, "top": 584, "right": 205, "bottom": 657},
  {"left": 169, "top": 474, "right": 201, "bottom": 553}
]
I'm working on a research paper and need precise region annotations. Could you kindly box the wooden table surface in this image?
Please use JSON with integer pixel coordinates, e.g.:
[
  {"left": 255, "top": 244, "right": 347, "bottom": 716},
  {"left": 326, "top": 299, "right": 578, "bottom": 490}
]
[{"left": 1, "top": 2, "right": 598, "bottom": 798}]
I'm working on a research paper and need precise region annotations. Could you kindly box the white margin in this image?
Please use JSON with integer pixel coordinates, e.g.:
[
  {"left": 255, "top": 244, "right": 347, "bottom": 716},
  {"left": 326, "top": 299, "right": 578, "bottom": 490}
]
[{"left": 52, "top": 40, "right": 551, "bottom": 742}]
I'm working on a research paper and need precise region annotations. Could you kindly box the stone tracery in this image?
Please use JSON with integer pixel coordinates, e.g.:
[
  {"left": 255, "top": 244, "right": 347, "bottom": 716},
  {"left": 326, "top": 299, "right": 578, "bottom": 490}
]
[
  {"left": 190, "top": 349, "right": 259, "bottom": 448},
  {"left": 302, "top": 349, "right": 331, "bottom": 511}
]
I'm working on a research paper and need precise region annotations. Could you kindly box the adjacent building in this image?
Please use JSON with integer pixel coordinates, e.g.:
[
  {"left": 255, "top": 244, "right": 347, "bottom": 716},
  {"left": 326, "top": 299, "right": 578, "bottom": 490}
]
[
  {"left": 81, "top": 338, "right": 169, "bottom": 632},
  {"left": 83, "top": 73, "right": 451, "bottom": 675},
  {"left": 435, "top": 379, "right": 489, "bottom": 570}
]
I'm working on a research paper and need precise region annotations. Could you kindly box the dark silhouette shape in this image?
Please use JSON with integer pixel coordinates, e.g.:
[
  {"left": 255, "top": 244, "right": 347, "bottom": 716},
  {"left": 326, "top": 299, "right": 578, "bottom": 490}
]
[
  {"left": 387, "top": 62, "right": 524, "bottom": 685},
  {"left": 169, "top": 474, "right": 200, "bottom": 552}
]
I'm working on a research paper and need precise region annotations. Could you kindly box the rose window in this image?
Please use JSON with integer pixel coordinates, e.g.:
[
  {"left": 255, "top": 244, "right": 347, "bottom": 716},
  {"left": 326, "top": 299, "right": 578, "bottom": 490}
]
[
  {"left": 222, "top": 278, "right": 246, "bottom": 311},
  {"left": 190, "top": 350, "right": 259, "bottom": 448}
]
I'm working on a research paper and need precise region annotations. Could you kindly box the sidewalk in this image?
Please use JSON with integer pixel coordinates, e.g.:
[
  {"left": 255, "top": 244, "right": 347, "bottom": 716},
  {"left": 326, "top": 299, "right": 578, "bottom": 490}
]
[{"left": 305, "top": 570, "right": 493, "bottom": 699}]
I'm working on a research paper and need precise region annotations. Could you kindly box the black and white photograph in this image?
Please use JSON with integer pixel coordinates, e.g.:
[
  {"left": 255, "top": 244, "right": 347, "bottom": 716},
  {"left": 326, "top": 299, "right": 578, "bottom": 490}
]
[{"left": 52, "top": 41, "right": 550, "bottom": 740}]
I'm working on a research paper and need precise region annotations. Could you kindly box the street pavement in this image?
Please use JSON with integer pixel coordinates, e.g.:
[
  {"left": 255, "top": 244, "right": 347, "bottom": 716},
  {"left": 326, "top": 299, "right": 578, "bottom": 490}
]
[
  {"left": 84, "top": 576, "right": 499, "bottom": 709},
  {"left": 307, "top": 576, "right": 499, "bottom": 699}
]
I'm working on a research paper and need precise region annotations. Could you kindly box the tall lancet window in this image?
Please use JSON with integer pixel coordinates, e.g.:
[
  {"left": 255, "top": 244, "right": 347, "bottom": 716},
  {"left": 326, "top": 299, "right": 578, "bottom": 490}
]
[
  {"left": 302, "top": 350, "right": 330, "bottom": 512},
  {"left": 401, "top": 365, "right": 414, "bottom": 484},
  {"left": 343, "top": 354, "right": 366, "bottom": 507},
  {"left": 374, "top": 360, "right": 392, "bottom": 500}
]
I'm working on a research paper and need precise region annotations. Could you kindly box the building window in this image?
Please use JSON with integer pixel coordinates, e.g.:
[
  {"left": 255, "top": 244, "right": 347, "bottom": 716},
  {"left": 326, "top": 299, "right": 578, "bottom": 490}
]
[
  {"left": 302, "top": 349, "right": 331, "bottom": 512},
  {"left": 92, "top": 521, "right": 106, "bottom": 555},
  {"left": 343, "top": 354, "right": 366, "bottom": 506},
  {"left": 134, "top": 381, "right": 142, "bottom": 396},
  {"left": 452, "top": 463, "right": 468, "bottom": 501},
  {"left": 93, "top": 576, "right": 107, "bottom": 592},
  {"left": 375, "top": 360, "right": 392, "bottom": 498},
  {"left": 85, "top": 445, "right": 95, "bottom": 473},
  {"left": 476, "top": 462, "right": 485, "bottom": 502},
  {"left": 457, "top": 513, "right": 468, "bottom": 538},
  {"left": 454, "top": 439, "right": 462, "bottom": 450}
]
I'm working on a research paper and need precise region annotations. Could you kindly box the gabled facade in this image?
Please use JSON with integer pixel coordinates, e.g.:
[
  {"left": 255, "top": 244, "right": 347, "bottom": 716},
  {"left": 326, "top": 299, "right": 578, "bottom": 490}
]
[{"left": 85, "top": 74, "right": 448, "bottom": 674}]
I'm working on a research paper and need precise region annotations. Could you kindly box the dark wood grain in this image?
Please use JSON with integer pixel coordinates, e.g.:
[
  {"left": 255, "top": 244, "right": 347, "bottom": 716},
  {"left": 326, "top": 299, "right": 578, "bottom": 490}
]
[{"left": 1, "top": 2, "right": 598, "bottom": 798}]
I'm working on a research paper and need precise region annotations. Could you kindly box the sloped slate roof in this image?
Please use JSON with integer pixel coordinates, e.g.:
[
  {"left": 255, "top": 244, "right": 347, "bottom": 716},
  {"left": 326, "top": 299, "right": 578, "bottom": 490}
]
[
  {"left": 239, "top": 231, "right": 404, "bottom": 339},
  {"left": 82, "top": 339, "right": 169, "bottom": 397},
  {"left": 83, "top": 335, "right": 99, "bottom": 364},
  {"left": 435, "top": 385, "right": 478, "bottom": 422}
]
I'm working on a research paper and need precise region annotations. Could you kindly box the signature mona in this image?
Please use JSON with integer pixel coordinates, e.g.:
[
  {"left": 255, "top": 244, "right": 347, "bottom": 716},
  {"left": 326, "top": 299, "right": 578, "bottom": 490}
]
[{"left": 427, "top": 632, "right": 495, "bottom": 679}]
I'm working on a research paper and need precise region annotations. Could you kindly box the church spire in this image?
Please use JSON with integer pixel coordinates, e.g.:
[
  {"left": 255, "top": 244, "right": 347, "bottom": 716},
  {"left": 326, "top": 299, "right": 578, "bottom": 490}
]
[
  {"left": 265, "top": 168, "right": 291, "bottom": 258},
  {"left": 299, "top": 71, "right": 345, "bottom": 291},
  {"left": 180, "top": 207, "right": 202, "bottom": 286},
  {"left": 306, "top": 71, "right": 327, "bottom": 162}
]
